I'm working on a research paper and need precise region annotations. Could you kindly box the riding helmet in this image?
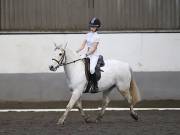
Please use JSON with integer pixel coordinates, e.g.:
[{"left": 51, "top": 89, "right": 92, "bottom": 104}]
[{"left": 89, "top": 17, "right": 101, "bottom": 28}]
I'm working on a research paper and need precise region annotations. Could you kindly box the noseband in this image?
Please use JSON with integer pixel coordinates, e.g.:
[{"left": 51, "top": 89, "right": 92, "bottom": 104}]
[{"left": 52, "top": 50, "right": 66, "bottom": 66}]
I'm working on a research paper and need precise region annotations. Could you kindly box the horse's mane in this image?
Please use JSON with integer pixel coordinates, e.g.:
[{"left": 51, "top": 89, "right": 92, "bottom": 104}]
[{"left": 64, "top": 47, "right": 81, "bottom": 62}]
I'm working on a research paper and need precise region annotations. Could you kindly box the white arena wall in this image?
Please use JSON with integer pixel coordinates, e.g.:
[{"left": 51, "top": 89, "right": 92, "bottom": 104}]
[{"left": 0, "top": 33, "right": 180, "bottom": 101}]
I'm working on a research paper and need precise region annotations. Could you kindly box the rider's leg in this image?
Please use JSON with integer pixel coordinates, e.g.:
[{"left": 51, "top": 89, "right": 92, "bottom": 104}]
[
  {"left": 89, "top": 55, "right": 99, "bottom": 92},
  {"left": 89, "top": 55, "right": 99, "bottom": 74},
  {"left": 91, "top": 73, "right": 98, "bottom": 92}
]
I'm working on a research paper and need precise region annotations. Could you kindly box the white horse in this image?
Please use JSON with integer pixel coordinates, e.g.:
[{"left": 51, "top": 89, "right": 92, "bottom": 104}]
[{"left": 49, "top": 44, "right": 141, "bottom": 125}]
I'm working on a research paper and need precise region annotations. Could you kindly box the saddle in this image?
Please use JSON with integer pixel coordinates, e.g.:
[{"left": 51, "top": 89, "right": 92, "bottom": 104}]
[{"left": 84, "top": 55, "right": 105, "bottom": 93}]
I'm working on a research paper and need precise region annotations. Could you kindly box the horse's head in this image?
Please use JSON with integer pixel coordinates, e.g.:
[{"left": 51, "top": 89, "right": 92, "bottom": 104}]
[{"left": 49, "top": 43, "right": 66, "bottom": 71}]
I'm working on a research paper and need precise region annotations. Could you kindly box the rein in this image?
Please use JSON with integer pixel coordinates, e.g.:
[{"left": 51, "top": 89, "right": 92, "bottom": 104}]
[
  {"left": 52, "top": 50, "right": 83, "bottom": 67},
  {"left": 60, "top": 58, "right": 82, "bottom": 66}
]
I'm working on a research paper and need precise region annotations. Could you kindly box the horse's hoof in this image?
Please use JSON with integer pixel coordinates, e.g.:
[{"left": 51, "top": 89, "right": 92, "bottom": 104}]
[
  {"left": 57, "top": 120, "right": 65, "bottom": 125},
  {"left": 95, "top": 119, "right": 102, "bottom": 123},
  {"left": 95, "top": 116, "right": 103, "bottom": 123},
  {"left": 130, "top": 112, "right": 139, "bottom": 121},
  {"left": 84, "top": 117, "right": 90, "bottom": 123},
  {"left": 84, "top": 117, "right": 95, "bottom": 123},
  {"left": 57, "top": 122, "right": 64, "bottom": 125}
]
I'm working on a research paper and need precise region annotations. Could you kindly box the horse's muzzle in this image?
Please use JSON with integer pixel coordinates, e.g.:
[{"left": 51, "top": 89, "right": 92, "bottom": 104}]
[{"left": 49, "top": 65, "right": 57, "bottom": 71}]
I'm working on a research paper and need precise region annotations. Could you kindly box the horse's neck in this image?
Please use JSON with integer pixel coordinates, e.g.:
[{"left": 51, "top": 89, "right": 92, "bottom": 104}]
[
  {"left": 63, "top": 48, "right": 84, "bottom": 82},
  {"left": 64, "top": 48, "right": 80, "bottom": 63}
]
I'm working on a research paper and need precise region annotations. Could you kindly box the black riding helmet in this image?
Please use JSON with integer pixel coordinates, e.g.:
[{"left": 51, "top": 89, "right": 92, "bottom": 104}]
[{"left": 89, "top": 17, "right": 101, "bottom": 28}]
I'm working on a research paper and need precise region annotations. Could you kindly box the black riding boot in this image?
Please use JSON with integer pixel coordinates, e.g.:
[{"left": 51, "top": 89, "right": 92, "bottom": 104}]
[{"left": 91, "top": 73, "right": 98, "bottom": 93}]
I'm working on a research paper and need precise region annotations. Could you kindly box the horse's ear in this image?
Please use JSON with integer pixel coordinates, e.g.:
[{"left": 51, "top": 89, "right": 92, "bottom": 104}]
[
  {"left": 53, "top": 42, "right": 62, "bottom": 50},
  {"left": 63, "top": 42, "right": 68, "bottom": 49},
  {"left": 53, "top": 42, "right": 57, "bottom": 48}
]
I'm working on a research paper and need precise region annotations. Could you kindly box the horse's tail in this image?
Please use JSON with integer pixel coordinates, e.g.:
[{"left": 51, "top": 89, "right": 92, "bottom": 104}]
[{"left": 129, "top": 68, "right": 141, "bottom": 105}]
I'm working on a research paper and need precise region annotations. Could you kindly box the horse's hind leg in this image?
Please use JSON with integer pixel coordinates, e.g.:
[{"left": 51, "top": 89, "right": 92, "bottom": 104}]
[
  {"left": 96, "top": 89, "right": 112, "bottom": 122},
  {"left": 117, "top": 88, "right": 138, "bottom": 121},
  {"left": 76, "top": 99, "right": 92, "bottom": 123}
]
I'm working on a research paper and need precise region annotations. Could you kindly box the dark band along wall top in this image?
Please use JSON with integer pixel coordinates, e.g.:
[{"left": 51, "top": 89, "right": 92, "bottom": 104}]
[{"left": 0, "top": 0, "right": 180, "bottom": 31}]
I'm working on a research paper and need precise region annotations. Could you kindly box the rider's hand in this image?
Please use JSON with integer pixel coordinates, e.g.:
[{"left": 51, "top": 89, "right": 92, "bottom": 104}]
[{"left": 80, "top": 54, "right": 87, "bottom": 59}]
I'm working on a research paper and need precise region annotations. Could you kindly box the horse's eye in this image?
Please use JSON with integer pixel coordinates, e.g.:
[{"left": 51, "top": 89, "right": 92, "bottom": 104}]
[{"left": 59, "top": 53, "right": 62, "bottom": 56}]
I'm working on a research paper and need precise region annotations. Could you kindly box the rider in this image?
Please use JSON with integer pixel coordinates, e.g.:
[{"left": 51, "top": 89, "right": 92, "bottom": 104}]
[{"left": 76, "top": 17, "right": 101, "bottom": 92}]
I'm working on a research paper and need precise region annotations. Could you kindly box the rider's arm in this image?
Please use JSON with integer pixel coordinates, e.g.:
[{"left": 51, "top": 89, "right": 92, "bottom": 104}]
[
  {"left": 86, "top": 42, "right": 99, "bottom": 56},
  {"left": 76, "top": 40, "right": 86, "bottom": 53}
]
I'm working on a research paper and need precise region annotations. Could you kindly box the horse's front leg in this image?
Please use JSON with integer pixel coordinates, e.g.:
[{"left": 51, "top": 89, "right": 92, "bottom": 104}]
[{"left": 57, "top": 90, "right": 82, "bottom": 125}]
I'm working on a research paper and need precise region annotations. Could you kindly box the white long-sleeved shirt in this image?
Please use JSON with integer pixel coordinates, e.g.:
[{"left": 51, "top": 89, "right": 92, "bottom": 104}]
[{"left": 85, "top": 32, "right": 100, "bottom": 56}]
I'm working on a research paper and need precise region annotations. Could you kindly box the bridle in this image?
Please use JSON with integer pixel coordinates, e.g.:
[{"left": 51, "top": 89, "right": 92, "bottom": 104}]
[{"left": 52, "top": 49, "right": 82, "bottom": 68}]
